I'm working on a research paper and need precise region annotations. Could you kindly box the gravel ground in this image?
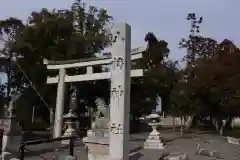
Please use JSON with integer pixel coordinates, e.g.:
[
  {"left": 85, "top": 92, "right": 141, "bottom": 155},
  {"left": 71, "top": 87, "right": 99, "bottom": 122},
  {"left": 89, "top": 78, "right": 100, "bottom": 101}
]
[{"left": 22, "top": 130, "right": 240, "bottom": 160}]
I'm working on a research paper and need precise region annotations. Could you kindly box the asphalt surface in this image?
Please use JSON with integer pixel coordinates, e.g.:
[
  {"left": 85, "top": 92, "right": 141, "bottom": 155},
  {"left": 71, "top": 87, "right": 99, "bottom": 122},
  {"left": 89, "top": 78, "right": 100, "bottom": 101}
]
[{"left": 21, "top": 131, "right": 240, "bottom": 160}]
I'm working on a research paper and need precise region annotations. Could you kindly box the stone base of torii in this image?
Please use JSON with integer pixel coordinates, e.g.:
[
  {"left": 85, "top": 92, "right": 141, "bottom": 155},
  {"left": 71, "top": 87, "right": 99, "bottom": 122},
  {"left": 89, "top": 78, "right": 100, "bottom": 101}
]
[{"left": 84, "top": 132, "right": 142, "bottom": 160}]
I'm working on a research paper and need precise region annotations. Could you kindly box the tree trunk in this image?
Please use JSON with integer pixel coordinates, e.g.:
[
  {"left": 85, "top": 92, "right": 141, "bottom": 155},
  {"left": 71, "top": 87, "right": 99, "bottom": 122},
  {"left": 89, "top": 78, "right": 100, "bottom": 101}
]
[
  {"left": 172, "top": 116, "right": 176, "bottom": 132},
  {"left": 225, "top": 116, "right": 233, "bottom": 130},
  {"left": 219, "top": 126, "right": 223, "bottom": 136},
  {"left": 49, "top": 107, "right": 54, "bottom": 138},
  {"left": 180, "top": 116, "right": 183, "bottom": 136},
  {"left": 192, "top": 116, "right": 197, "bottom": 128},
  {"left": 50, "top": 108, "right": 53, "bottom": 125},
  {"left": 216, "top": 118, "right": 224, "bottom": 135}
]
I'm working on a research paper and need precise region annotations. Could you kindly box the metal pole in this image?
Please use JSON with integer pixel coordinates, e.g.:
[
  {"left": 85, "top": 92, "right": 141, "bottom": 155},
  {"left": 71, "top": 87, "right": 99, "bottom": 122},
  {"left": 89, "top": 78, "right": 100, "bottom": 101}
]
[
  {"left": 32, "top": 105, "right": 35, "bottom": 124},
  {"left": 88, "top": 107, "right": 92, "bottom": 129},
  {"left": 69, "top": 138, "right": 74, "bottom": 156},
  {"left": 6, "top": 57, "right": 11, "bottom": 103},
  {"left": 19, "top": 144, "right": 25, "bottom": 160}
]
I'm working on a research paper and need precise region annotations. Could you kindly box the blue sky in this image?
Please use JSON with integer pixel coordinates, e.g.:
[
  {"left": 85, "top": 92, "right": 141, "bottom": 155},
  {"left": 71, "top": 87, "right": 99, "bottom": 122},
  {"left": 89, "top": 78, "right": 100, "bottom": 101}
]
[{"left": 0, "top": 0, "right": 240, "bottom": 61}]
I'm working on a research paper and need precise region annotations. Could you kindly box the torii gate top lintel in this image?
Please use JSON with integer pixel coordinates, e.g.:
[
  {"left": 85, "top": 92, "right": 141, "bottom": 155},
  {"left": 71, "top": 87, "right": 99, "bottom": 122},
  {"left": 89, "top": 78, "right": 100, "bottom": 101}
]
[
  {"left": 43, "top": 45, "right": 145, "bottom": 67},
  {"left": 43, "top": 24, "right": 147, "bottom": 84},
  {"left": 44, "top": 23, "right": 145, "bottom": 84},
  {"left": 43, "top": 45, "right": 146, "bottom": 69}
]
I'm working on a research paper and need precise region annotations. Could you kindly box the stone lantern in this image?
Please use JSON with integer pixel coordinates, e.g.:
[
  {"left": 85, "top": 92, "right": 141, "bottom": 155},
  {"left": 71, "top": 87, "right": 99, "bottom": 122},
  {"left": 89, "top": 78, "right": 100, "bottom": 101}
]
[
  {"left": 61, "top": 85, "right": 79, "bottom": 144},
  {"left": 144, "top": 113, "right": 164, "bottom": 149},
  {"left": 61, "top": 109, "right": 78, "bottom": 144}
]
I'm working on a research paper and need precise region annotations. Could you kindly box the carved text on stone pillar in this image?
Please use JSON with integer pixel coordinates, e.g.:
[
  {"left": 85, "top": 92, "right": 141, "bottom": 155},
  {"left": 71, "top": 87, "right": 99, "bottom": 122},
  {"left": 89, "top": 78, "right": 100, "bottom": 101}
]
[
  {"left": 109, "top": 30, "right": 125, "bottom": 43},
  {"left": 110, "top": 123, "right": 123, "bottom": 135},
  {"left": 111, "top": 85, "right": 124, "bottom": 108},
  {"left": 112, "top": 57, "right": 124, "bottom": 70}
]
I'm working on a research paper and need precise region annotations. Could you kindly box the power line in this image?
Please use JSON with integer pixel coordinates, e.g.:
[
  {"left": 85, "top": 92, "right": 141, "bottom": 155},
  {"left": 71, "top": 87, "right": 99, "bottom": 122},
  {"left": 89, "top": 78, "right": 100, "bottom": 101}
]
[{"left": 14, "top": 61, "right": 54, "bottom": 116}]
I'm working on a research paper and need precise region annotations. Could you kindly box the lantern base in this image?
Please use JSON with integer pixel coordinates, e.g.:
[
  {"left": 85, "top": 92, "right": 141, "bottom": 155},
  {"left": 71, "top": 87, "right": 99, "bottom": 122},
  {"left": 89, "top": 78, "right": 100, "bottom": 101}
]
[{"left": 144, "top": 123, "right": 164, "bottom": 149}]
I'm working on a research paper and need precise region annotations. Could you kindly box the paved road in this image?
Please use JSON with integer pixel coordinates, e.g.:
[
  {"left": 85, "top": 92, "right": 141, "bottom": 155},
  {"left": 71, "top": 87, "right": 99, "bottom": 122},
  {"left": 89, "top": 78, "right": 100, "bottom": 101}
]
[
  {"left": 136, "top": 131, "right": 240, "bottom": 160},
  {"left": 22, "top": 131, "right": 240, "bottom": 160}
]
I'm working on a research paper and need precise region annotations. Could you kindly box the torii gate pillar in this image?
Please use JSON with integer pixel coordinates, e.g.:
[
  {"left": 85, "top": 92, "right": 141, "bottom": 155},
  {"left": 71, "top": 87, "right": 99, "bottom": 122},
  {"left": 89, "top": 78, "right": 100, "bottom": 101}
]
[{"left": 53, "top": 68, "right": 66, "bottom": 138}]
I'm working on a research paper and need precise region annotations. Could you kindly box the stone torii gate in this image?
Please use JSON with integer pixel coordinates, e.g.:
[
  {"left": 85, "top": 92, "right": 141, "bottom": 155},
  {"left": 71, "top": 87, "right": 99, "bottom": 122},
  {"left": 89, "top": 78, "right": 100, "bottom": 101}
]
[{"left": 44, "top": 23, "right": 145, "bottom": 160}]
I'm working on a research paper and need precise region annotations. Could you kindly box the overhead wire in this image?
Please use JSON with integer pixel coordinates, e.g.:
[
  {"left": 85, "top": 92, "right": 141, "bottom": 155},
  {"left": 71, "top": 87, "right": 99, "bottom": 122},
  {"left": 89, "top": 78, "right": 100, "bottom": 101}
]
[{"left": 14, "top": 60, "right": 55, "bottom": 116}]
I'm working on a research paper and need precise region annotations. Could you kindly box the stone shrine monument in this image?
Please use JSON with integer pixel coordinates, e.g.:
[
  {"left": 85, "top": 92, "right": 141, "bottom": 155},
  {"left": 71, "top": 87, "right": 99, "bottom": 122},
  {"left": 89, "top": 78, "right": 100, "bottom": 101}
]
[
  {"left": 83, "top": 97, "right": 110, "bottom": 160},
  {"left": 87, "top": 97, "right": 109, "bottom": 138}
]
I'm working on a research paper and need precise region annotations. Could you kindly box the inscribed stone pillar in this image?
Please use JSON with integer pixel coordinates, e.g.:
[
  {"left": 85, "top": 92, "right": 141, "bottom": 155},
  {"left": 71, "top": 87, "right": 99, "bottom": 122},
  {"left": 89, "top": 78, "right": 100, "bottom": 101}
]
[
  {"left": 53, "top": 68, "right": 66, "bottom": 138},
  {"left": 109, "top": 23, "right": 131, "bottom": 160}
]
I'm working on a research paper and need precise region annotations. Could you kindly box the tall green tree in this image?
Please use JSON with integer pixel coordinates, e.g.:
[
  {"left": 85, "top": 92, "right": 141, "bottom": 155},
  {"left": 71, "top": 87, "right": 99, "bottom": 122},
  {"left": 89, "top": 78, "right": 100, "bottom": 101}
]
[
  {"left": 176, "top": 13, "right": 218, "bottom": 116},
  {"left": 0, "top": 0, "right": 178, "bottom": 127},
  {"left": 0, "top": 0, "right": 113, "bottom": 125},
  {"left": 131, "top": 32, "right": 179, "bottom": 117},
  {"left": 177, "top": 13, "right": 240, "bottom": 131},
  {"left": 0, "top": 17, "right": 24, "bottom": 99}
]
